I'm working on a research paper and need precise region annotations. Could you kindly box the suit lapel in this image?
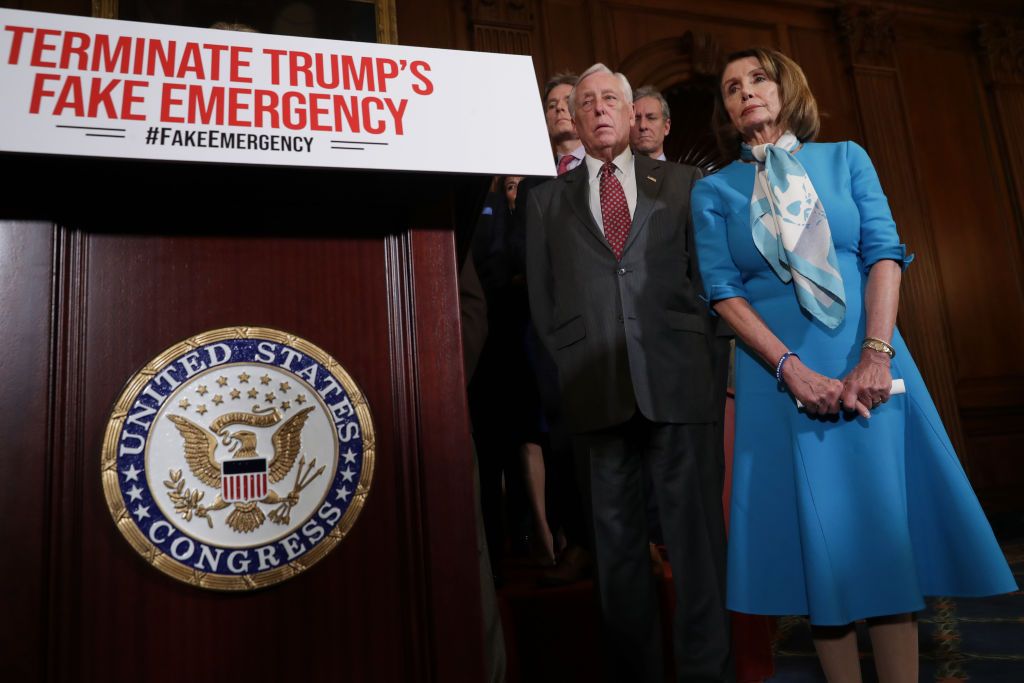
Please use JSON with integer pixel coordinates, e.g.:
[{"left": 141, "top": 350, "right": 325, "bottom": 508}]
[
  {"left": 562, "top": 162, "right": 610, "bottom": 250},
  {"left": 623, "top": 155, "right": 664, "bottom": 257}
]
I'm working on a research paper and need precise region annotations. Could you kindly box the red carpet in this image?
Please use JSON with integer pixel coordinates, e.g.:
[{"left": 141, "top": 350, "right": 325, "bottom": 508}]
[{"left": 497, "top": 554, "right": 775, "bottom": 682}]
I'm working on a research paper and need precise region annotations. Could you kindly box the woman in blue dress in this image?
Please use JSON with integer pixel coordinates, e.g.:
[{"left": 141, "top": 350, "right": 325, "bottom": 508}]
[{"left": 692, "top": 47, "right": 1016, "bottom": 682}]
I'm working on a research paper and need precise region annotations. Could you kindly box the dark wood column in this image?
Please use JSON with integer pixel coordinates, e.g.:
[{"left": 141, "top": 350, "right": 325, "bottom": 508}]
[
  {"left": 978, "top": 22, "right": 1024, "bottom": 265},
  {"left": 0, "top": 220, "right": 56, "bottom": 680},
  {"left": 837, "top": 4, "right": 968, "bottom": 461}
]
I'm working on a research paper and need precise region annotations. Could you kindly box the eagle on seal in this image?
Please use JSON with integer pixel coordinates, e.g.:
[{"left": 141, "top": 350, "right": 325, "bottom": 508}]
[{"left": 167, "top": 406, "right": 314, "bottom": 533}]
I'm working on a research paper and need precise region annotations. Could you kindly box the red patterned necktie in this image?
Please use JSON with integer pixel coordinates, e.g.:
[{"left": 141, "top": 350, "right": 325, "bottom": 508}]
[
  {"left": 557, "top": 154, "right": 575, "bottom": 176},
  {"left": 600, "top": 162, "right": 632, "bottom": 260}
]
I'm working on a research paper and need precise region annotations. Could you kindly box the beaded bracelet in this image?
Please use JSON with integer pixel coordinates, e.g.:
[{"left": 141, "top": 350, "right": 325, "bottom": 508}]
[{"left": 775, "top": 351, "right": 798, "bottom": 383}]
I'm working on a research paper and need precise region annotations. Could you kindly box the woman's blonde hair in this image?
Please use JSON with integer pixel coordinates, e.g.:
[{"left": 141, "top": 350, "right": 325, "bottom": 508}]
[{"left": 712, "top": 47, "right": 820, "bottom": 157}]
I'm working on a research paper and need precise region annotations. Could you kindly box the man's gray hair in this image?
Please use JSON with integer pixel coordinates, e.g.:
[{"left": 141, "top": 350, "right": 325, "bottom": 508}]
[
  {"left": 569, "top": 63, "right": 633, "bottom": 117},
  {"left": 633, "top": 86, "right": 671, "bottom": 120}
]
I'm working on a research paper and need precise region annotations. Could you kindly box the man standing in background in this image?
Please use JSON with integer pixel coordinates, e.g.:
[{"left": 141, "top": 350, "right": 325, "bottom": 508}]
[
  {"left": 630, "top": 86, "right": 672, "bottom": 162},
  {"left": 526, "top": 64, "right": 730, "bottom": 682},
  {"left": 545, "top": 72, "right": 586, "bottom": 174},
  {"left": 510, "top": 72, "right": 596, "bottom": 587}
]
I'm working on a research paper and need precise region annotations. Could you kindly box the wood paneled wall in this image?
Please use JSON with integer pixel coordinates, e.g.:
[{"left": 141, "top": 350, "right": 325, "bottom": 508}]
[{"left": 398, "top": 0, "right": 1024, "bottom": 514}]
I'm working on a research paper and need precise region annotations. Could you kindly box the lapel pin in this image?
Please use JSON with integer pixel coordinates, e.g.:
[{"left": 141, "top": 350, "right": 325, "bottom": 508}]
[{"left": 646, "top": 175, "right": 657, "bottom": 183}]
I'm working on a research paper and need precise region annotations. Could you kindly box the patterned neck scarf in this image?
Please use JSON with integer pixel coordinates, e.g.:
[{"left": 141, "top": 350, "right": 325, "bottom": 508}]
[{"left": 741, "top": 133, "right": 846, "bottom": 329}]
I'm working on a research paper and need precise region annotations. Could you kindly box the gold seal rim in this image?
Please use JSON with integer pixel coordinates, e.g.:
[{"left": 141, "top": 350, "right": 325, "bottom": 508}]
[{"left": 101, "top": 326, "right": 376, "bottom": 591}]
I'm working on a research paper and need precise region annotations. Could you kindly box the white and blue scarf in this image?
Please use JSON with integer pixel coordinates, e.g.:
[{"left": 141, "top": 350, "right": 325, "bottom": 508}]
[{"left": 742, "top": 133, "right": 846, "bottom": 329}]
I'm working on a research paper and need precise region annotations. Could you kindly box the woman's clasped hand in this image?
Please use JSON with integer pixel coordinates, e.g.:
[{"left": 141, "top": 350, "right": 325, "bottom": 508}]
[{"left": 781, "top": 353, "right": 891, "bottom": 418}]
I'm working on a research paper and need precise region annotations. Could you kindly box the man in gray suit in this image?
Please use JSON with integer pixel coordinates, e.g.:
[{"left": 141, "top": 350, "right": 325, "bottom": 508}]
[
  {"left": 631, "top": 85, "right": 672, "bottom": 162},
  {"left": 525, "top": 64, "right": 730, "bottom": 682}
]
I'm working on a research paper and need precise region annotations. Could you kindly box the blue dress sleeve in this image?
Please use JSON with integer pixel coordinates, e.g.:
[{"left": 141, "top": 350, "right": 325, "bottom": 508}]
[
  {"left": 847, "top": 141, "right": 914, "bottom": 272},
  {"left": 692, "top": 176, "right": 749, "bottom": 306}
]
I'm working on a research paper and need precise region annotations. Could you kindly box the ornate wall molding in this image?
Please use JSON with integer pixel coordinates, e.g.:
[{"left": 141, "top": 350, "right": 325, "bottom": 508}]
[
  {"left": 468, "top": 0, "right": 537, "bottom": 55},
  {"left": 470, "top": 0, "right": 533, "bottom": 25},
  {"left": 977, "top": 21, "right": 1024, "bottom": 314},
  {"left": 473, "top": 24, "right": 533, "bottom": 55},
  {"left": 618, "top": 30, "right": 721, "bottom": 91},
  {"left": 681, "top": 30, "right": 722, "bottom": 81},
  {"left": 978, "top": 22, "right": 1024, "bottom": 85},
  {"left": 838, "top": 3, "right": 897, "bottom": 69}
]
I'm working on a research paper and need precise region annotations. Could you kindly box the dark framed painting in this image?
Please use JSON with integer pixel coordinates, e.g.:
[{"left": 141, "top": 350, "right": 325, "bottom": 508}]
[{"left": 93, "top": 0, "right": 397, "bottom": 44}]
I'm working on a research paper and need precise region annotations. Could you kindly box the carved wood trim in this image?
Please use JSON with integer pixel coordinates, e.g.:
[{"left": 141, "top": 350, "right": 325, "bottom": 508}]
[
  {"left": 0, "top": 221, "right": 58, "bottom": 680},
  {"left": 92, "top": 0, "right": 117, "bottom": 19},
  {"left": 985, "top": 82, "right": 1024, "bottom": 275},
  {"left": 617, "top": 30, "right": 721, "bottom": 92},
  {"left": 978, "top": 21, "right": 1024, "bottom": 302},
  {"left": 46, "top": 225, "right": 90, "bottom": 682},
  {"left": 837, "top": 38, "right": 969, "bottom": 464},
  {"left": 406, "top": 227, "right": 484, "bottom": 683},
  {"left": 470, "top": 0, "right": 534, "bottom": 25},
  {"left": 375, "top": 0, "right": 400, "bottom": 44},
  {"left": 473, "top": 24, "right": 534, "bottom": 55},
  {"left": 469, "top": 0, "right": 537, "bottom": 54},
  {"left": 837, "top": 3, "right": 896, "bottom": 69},
  {"left": 978, "top": 22, "right": 1024, "bottom": 85},
  {"left": 384, "top": 230, "right": 431, "bottom": 680},
  {"left": 681, "top": 30, "right": 722, "bottom": 81}
]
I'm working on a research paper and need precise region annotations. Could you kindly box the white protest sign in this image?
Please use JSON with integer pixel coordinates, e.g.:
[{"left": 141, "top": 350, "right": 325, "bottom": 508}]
[{"left": 0, "top": 8, "right": 555, "bottom": 176}]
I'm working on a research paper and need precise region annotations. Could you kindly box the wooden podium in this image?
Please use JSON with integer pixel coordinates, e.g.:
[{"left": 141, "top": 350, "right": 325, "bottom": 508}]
[{"left": 0, "top": 153, "right": 490, "bottom": 682}]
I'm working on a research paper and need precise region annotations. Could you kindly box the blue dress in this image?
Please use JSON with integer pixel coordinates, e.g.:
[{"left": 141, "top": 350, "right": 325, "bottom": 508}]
[{"left": 692, "top": 141, "right": 1017, "bottom": 625}]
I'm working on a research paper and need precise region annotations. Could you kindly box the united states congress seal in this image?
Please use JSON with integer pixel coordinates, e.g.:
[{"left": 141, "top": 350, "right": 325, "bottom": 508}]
[{"left": 101, "top": 327, "right": 374, "bottom": 590}]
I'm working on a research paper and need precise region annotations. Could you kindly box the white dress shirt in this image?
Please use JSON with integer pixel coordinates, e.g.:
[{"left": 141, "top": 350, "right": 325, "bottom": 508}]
[
  {"left": 585, "top": 146, "right": 637, "bottom": 236},
  {"left": 556, "top": 144, "right": 586, "bottom": 173}
]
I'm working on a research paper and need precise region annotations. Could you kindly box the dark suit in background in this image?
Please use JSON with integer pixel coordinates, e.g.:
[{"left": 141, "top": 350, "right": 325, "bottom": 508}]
[
  {"left": 470, "top": 189, "right": 541, "bottom": 575},
  {"left": 512, "top": 174, "right": 594, "bottom": 574},
  {"left": 526, "top": 152, "right": 730, "bottom": 682},
  {"left": 460, "top": 255, "right": 508, "bottom": 683}
]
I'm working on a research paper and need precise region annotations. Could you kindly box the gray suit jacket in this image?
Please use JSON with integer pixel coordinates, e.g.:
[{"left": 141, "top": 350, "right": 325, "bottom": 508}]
[{"left": 525, "top": 154, "right": 718, "bottom": 433}]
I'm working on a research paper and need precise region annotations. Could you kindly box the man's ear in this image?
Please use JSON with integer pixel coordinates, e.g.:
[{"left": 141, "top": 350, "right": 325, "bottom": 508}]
[{"left": 664, "top": 118, "right": 671, "bottom": 137}]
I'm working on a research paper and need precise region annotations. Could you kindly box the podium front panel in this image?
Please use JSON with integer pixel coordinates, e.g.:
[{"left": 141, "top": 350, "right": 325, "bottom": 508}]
[{"left": 0, "top": 155, "right": 485, "bottom": 682}]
